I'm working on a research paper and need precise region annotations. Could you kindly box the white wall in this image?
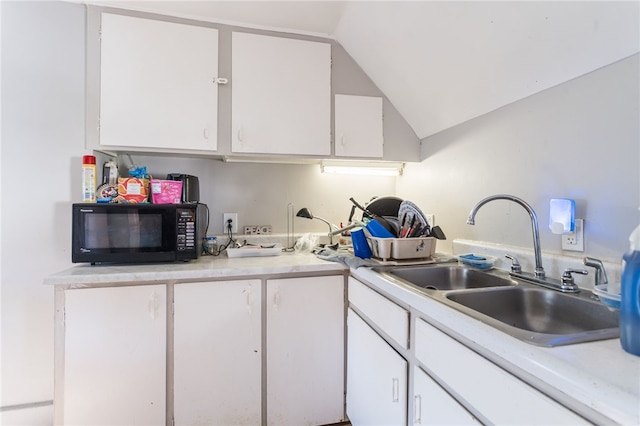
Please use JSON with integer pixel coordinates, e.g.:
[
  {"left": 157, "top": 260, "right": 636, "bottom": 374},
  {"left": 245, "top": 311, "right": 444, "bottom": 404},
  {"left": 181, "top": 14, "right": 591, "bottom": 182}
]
[
  {"left": 397, "top": 53, "right": 640, "bottom": 262},
  {"left": 1, "top": 1, "right": 85, "bottom": 422}
]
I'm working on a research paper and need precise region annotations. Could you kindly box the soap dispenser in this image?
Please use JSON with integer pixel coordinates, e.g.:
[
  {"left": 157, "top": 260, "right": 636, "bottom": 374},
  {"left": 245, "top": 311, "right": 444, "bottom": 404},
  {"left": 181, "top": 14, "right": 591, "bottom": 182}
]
[{"left": 620, "top": 224, "right": 640, "bottom": 356}]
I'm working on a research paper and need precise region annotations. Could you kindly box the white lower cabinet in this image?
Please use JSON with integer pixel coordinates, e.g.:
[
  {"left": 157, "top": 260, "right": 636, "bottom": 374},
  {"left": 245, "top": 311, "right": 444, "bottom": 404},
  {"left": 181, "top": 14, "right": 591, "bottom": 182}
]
[
  {"left": 413, "top": 367, "right": 479, "bottom": 425},
  {"left": 347, "top": 308, "right": 408, "bottom": 426},
  {"left": 414, "top": 319, "right": 588, "bottom": 425},
  {"left": 62, "top": 285, "right": 166, "bottom": 426},
  {"left": 347, "top": 276, "right": 588, "bottom": 426},
  {"left": 57, "top": 273, "right": 345, "bottom": 426},
  {"left": 266, "top": 276, "right": 345, "bottom": 425},
  {"left": 173, "top": 280, "right": 262, "bottom": 425}
]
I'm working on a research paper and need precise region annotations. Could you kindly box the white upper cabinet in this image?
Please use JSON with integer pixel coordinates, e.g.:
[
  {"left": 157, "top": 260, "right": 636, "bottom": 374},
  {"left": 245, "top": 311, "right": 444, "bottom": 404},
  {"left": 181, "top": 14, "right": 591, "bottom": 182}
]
[
  {"left": 99, "top": 13, "right": 219, "bottom": 151},
  {"left": 231, "top": 32, "right": 331, "bottom": 156},
  {"left": 335, "top": 94, "right": 384, "bottom": 158}
]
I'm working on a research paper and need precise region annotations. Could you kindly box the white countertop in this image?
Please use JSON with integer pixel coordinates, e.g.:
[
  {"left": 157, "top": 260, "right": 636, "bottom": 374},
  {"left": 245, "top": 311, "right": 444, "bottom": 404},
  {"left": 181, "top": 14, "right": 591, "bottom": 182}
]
[
  {"left": 351, "top": 266, "right": 640, "bottom": 425},
  {"left": 44, "top": 251, "right": 346, "bottom": 287}
]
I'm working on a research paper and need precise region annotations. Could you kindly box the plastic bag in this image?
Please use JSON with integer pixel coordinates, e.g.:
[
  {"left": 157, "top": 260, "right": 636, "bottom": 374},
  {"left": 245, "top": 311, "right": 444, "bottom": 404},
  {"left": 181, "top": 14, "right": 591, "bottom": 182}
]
[{"left": 294, "top": 233, "right": 318, "bottom": 253}]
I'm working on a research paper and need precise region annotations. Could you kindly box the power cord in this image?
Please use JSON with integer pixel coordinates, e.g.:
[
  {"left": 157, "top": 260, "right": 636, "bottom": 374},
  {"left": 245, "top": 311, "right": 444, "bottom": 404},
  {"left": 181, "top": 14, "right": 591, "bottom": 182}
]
[{"left": 215, "top": 219, "right": 238, "bottom": 254}]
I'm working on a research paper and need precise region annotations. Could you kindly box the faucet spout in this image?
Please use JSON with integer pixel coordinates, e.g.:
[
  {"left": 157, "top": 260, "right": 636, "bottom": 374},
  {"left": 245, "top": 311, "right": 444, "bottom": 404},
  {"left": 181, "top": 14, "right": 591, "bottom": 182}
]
[{"left": 467, "top": 194, "right": 545, "bottom": 279}]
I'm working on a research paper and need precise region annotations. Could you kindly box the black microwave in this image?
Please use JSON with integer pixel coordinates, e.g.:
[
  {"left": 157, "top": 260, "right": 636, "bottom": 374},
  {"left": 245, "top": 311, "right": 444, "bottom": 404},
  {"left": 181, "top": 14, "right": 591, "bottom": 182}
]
[{"left": 72, "top": 203, "right": 208, "bottom": 264}]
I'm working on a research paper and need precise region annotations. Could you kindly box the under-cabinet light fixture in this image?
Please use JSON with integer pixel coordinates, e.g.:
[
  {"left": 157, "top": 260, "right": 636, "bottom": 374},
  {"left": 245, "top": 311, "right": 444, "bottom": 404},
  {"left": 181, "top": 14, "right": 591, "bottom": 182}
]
[
  {"left": 320, "top": 160, "right": 404, "bottom": 177},
  {"left": 221, "top": 156, "right": 318, "bottom": 165}
]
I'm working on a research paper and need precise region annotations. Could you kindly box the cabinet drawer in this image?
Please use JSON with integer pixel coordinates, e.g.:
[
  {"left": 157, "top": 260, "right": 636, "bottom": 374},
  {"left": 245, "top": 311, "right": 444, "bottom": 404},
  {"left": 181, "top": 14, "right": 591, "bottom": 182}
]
[
  {"left": 349, "top": 277, "right": 409, "bottom": 349},
  {"left": 415, "top": 319, "right": 588, "bottom": 424}
]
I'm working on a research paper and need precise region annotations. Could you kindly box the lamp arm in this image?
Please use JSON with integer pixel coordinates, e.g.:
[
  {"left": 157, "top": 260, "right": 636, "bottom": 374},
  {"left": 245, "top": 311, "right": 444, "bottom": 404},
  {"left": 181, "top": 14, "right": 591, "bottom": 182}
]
[{"left": 313, "top": 216, "right": 341, "bottom": 231}]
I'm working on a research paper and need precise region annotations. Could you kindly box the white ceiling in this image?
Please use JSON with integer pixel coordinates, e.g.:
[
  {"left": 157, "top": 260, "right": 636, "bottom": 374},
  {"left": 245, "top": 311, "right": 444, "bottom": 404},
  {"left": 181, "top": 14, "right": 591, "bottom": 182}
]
[
  {"left": 82, "top": 1, "right": 347, "bottom": 34},
  {"left": 82, "top": 1, "right": 640, "bottom": 140}
]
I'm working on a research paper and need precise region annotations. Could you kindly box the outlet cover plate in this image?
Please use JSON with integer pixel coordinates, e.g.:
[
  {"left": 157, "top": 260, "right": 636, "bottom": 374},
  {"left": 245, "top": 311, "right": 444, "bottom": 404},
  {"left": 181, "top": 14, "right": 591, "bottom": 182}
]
[
  {"left": 425, "top": 214, "right": 435, "bottom": 227},
  {"left": 562, "top": 218, "right": 584, "bottom": 251},
  {"left": 223, "top": 213, "right": 238, "bottom": 233}
]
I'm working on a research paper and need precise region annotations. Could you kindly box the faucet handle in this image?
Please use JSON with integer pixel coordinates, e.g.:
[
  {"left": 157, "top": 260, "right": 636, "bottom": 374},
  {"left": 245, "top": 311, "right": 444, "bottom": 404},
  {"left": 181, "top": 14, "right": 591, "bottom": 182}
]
[
  {"left": 505, "top": 253, "right": 522, "bottom": 273},
  {"left": 583, "top": 257, "right": 609, "bottom": 286},
  {"left": 561, "top": 268, "right": 588, "bottom": 288}
]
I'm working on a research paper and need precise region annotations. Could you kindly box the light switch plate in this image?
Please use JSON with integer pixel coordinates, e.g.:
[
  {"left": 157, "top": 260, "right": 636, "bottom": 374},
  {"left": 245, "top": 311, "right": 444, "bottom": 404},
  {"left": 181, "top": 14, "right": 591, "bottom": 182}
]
[{"left": 562, "top": 218, "right": 584, "bottom": 251}]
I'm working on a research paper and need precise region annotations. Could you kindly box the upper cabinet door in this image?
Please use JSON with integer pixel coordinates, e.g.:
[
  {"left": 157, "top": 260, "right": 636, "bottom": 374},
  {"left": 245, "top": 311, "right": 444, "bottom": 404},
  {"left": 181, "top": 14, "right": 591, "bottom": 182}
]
[
  {"left": 232, "top": 32, "right": 331, "bottom": 156},
  {"left": 335, "top": 94, "right": 384, "bottom": 158},
  {"left": 99, "top": 13, "right": 219, "bottom": 151}
]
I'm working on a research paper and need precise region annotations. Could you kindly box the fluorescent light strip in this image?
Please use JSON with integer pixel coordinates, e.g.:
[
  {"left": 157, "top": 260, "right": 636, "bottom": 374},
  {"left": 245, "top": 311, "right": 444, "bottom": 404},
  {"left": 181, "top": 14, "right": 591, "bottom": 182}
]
[
  {"left": 322, "top": 165, "right": 401, "bottom": 176},
  {"left": 321, "top": 161, "right": 404, "bottom": 176}
]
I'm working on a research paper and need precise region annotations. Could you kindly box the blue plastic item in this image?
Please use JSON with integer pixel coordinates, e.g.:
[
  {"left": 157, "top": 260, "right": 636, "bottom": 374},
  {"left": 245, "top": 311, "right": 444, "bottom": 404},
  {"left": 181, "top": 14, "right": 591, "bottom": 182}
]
[
  {"left": 366, "top": 219, "right": 395, "bottom": 238},
  {"left": 351, "top": 229, "right": 372, "bottom": 259},
  {"left": 621, "top": 225, "right": 640, "bottom": 356},
  {"left": 459, "top": 254, "right": 486, "bottom": 261}
]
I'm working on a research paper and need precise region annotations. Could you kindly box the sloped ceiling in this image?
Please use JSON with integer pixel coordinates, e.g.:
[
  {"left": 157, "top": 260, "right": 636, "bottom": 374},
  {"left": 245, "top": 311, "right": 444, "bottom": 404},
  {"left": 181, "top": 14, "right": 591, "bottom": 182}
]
[
  {"left": 81, "top": 1, "right": 640, "bottom": 140},
  {"left": 334, "top": 1, "right": 640, "bottom": 139}
]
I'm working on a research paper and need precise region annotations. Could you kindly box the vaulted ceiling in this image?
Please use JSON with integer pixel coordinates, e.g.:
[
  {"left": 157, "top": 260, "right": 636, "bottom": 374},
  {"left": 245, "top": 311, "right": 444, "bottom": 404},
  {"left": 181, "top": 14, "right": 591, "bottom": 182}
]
[{"left": 81, "top": 1, "right": 640, "bottom": 139}]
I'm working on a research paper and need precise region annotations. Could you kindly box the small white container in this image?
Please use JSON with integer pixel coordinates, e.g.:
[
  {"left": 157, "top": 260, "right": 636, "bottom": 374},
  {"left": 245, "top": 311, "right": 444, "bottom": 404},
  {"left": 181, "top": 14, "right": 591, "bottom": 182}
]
[
  {"left": 226, "top": 244, "right": 283, "bottom": 258},
  {"left": 367, "top": 237, "right": 436, "bottom": 261}
]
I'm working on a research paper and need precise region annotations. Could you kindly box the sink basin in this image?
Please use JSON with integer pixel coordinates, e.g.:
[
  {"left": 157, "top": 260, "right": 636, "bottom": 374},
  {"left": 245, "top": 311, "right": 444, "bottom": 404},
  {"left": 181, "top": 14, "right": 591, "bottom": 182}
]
[
  {"left": 382, "top": 265, "right": 516, "bottom": 291},
  {"left": 444, "top": 286, "right": 619, "bottom": 346}
]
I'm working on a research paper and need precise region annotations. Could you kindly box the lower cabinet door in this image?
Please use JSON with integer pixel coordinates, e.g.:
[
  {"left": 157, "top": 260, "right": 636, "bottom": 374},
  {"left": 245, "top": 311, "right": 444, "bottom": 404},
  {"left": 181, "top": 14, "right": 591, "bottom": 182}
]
[
  {"left": 173, "top": 280, "right": 262, "bottom": 425},
  {"left": 413, "top": 367, "right": 480, "bottom": 425},
  {"left": 64, "top": 285, "right": 166, "bottom": 425},
  {"left": 347, "top": 308, "right": 407, "bottom": 426},
  {"left": 266, "top": 276, "right": 345, "bottom": 425}
]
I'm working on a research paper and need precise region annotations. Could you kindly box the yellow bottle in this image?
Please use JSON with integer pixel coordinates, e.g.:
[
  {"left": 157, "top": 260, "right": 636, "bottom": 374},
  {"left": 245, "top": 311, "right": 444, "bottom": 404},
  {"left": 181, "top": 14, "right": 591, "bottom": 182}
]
[{"left": 82, "top": 155, "right": 97, "bottom": 202}]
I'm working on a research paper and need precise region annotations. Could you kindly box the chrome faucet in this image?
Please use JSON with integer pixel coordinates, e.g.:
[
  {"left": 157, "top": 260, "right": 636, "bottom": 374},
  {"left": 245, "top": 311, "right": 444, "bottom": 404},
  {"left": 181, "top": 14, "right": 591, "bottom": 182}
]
[
  {"left": 467, "top": 194, "right": 545, "bottom": 279},
  {"left": 467, "top": 194, "right": 584, "bottom": 293}
]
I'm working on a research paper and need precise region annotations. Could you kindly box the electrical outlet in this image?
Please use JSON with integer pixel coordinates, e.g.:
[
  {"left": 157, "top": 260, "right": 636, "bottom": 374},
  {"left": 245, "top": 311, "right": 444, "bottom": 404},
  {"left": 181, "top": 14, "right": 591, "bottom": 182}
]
[
  {"left": 223, "top": 213, "right": 238, "bottom": 233},
  {"left": 425, "top": 214, "right": 435, "bottom": 226},
  {"left": 562, "top": 218, "right": 584, "bottom": 252}
]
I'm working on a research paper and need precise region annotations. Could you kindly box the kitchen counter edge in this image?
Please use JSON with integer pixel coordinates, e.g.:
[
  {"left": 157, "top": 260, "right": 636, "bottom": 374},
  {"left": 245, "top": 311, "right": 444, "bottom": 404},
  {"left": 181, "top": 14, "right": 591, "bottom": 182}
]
[{"left": 43, "top": 252, "right": 347, "bottom": 287}]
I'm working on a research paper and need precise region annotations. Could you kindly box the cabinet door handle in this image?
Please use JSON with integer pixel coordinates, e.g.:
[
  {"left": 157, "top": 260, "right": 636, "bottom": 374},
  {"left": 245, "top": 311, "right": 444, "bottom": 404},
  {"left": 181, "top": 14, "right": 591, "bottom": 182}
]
[
  {"left": 414, "top": 394, "right": 422, "bottom": 424},
  {"left": 148, "top": 291, "right": 160, "bottom": 320},
  {"left": 203, "top": 127, "right": 209, "bottom": 140},
  {"left": 340, "top": 134, "right": 346, "bottom": 146},
  {"left": 245, "top": 288, "right": 253, "bottom": 314},
  {"left": 237, "top": 127, "right": 244, "bottom": 142},
  {"left": 273, "top": 289, "right": 280, "bottom": 310},
  {"left": 392, "top": 377, "right": 400, "bottom": 403}
]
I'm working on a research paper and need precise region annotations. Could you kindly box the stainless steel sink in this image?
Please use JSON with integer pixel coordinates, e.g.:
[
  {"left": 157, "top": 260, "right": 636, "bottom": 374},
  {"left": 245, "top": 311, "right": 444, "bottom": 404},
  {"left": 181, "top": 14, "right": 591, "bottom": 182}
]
[
  {"left": 380, "top": 265, "right": 516, "bottom": 291},
  {"left": 442, "top": 286, "right": 619, "bottom": 346},
  {"left": 374, "top": 263, "right": 619, "bottom": 346}
]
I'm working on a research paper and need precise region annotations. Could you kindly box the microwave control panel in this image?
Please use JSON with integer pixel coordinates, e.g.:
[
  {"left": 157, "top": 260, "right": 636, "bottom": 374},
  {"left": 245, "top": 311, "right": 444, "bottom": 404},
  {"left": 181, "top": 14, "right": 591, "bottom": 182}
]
[{"left": 176, "top": 208, "right": 197, "bottom": 252}]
